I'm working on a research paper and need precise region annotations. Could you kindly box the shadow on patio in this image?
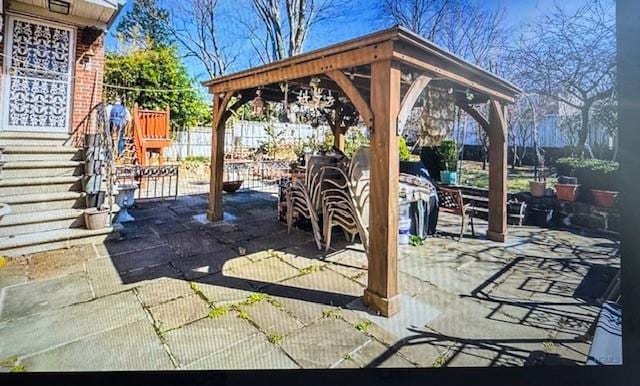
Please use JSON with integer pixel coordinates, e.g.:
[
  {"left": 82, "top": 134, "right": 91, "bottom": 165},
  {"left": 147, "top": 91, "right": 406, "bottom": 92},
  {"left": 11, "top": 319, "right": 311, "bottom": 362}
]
[
  {"left": 0, "top": 190, "right": 619, "bottom": 370},
  {"left": 96, "top": 190, "right": 618, "bottom": 368}
]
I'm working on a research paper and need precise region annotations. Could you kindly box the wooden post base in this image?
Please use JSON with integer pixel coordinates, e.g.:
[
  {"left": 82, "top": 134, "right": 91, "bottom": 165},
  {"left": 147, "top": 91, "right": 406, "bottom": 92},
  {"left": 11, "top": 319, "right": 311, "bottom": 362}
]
[
  {"left": 487, "top": 230, "right": 507, "bottom": 242},
  {"left": 363, "top": 289, "right": 401, "bottom": 317},
  {"left": 206, "top": 210, "right": 223, "bottom": 222}
]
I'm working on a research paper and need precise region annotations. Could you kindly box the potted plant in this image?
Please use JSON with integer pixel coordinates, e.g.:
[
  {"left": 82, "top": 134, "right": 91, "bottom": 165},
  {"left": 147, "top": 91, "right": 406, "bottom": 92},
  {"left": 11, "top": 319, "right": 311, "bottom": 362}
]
[
  {"left": 438, "top": 140, "right": 458, "bottom": 185},
  {"left": 589, "top": 160, "right": 619, "bottom": 208},
  {"left": 555, "top": 171, "right": 579, "bottom": 202},
  {"left": 555, "top": 180, "right": 579, "bottom": 202},
  {"left": 556, "top": 157, "right": 619, "bottom": 207}
]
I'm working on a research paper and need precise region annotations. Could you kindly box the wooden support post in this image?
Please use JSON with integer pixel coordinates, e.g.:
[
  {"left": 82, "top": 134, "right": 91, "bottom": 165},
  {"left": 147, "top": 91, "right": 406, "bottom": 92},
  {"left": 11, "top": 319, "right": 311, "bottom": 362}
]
[
  {"left": 207, "top": 92, "right": 233, "bottom": 222},
  {"left": 487, "top": 99, "right": 508, "bottom": 242},
  {"left": 364, "top": 59, "right": 401, "bottom": 317},
  {"left": 334, "top": 127, "right": 345, "bottom": 151}
]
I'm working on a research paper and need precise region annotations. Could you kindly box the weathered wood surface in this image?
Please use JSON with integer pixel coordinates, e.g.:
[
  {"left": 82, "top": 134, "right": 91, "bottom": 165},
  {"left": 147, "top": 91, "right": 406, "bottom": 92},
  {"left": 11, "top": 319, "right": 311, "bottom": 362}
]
[{"left": 365, "top": 59, "right": 401, "bottom": 317}]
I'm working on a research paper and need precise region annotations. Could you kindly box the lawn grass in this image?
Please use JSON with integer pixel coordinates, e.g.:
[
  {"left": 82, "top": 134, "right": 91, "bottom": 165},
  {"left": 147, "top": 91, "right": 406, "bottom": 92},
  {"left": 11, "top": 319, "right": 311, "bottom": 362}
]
[{"left": 457, "top": 161, "right": 556, "bottom": 193}]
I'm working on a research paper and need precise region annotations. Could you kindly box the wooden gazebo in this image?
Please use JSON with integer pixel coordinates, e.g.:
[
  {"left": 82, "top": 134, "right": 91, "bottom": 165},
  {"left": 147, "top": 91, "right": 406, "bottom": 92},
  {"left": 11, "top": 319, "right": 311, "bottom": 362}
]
[{"left": 202, "top": 26, "right": 521, "bottom": 317}]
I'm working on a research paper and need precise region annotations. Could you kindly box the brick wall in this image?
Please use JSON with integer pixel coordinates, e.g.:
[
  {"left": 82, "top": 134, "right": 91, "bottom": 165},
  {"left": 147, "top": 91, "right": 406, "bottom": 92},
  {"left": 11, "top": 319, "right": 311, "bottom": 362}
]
[{"left": 71, "top": 27, "right": 106, "bottom": 145}]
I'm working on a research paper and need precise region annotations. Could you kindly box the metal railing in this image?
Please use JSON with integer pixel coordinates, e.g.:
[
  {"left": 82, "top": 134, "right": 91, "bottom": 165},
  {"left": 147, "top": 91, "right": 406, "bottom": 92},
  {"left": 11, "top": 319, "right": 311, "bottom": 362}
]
[
  {"left": 115, "top": 164, "right": 179, "bottom": 200},
  {"left": 224, "top": 160, "right": 291, "bottom": 193}
]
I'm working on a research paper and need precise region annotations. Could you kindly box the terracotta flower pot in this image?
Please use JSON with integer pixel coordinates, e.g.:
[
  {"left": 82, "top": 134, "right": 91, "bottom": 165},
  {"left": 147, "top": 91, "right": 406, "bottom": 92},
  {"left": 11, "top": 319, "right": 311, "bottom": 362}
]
[
  {"left": 555, "top": 183, "right": 579, "bottom": 202},
  {"left": 530, "top": 181, "right": 546, "bottom": 198},
  {"left": 591, "top": 189, "right": 618, "bottom": 208}
]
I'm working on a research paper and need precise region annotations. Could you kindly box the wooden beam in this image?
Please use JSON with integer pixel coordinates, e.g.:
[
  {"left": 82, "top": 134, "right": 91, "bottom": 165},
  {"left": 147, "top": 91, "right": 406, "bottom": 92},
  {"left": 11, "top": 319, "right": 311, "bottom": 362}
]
[
  {"left": 392, "top": 51, "right": 515, "bottom": 103},
  {"left": 213, "top": 91, "right": 235, "bottom": 132},
  {"left": 204, "top": 28, "right": 398, "bottom": 88},
  {"left": 398, "top": 74, "right": 432, "bottom": 134},
  {"left": 487, "top": 99, "right": 508, "bottom": 242},
  {"left": 364, "top": 59, "right": 401, "bottom": 317},
  {"left": 325, "top": 70, "right": 374, "bottom": 129},
  {"left": 207, "top": 93, "right": 233, "bottom": 222},
  {"left": 210, "top": 41, "right": 394, "bottom": 93},
  {"left": 221, "top": 93, "right": 253, "bottom": 122},
  {"left": 457, "top": 102, "right": 490, "bottom": 132}
]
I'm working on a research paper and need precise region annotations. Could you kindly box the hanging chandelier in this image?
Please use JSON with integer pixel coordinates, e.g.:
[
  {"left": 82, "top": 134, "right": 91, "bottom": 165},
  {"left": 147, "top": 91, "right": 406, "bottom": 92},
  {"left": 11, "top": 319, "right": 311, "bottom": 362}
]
[{"left": 297, "top": 77, "right": 334, "bottom": 111}]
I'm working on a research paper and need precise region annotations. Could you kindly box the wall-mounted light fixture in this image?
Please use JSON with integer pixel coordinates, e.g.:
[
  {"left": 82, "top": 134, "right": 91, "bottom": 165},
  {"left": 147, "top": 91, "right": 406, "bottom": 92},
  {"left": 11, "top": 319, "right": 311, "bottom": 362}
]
[
  {"left": 80, "top": 48, "right": 96, "bottom": 71},
  {"left": 49, "top": 0, "right": 70, "bottom": 15}
]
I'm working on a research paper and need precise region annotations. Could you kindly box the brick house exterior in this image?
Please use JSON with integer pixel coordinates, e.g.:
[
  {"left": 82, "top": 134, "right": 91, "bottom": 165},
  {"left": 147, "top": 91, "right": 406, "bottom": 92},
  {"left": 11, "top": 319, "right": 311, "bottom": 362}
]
[
  {"left": 70, "top": 27, "right": 106, "bottom": 144},
  {"left": 0, "top": 0, "right": 121, "bottom": 143}
]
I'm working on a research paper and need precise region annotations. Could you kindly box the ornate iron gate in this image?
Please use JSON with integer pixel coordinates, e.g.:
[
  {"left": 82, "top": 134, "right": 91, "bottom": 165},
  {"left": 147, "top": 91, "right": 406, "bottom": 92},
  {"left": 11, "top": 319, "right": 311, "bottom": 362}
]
[{"left": 2, "top": 16, "right": 74, "bottom": 132}]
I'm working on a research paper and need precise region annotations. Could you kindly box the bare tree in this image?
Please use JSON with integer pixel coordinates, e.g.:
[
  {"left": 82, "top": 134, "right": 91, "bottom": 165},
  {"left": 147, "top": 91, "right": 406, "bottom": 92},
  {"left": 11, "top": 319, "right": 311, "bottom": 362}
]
[
  {"left": 166, "top": 0, "right": 237, "bottom": 78},
  {"left": 245, "top": 0, "right": 343, "bottom": 62},
  {"left": 509, "top": 0, "right": 616, "bottom": 157},
  {"left": 378, "top": 0, "right": 509, "bottom": 68},
  {"left": 379, "top": 0, "right": 452, "bottom": 40},
  {"left": 380, "top": 0, "right": 509, "bottom": 175}
]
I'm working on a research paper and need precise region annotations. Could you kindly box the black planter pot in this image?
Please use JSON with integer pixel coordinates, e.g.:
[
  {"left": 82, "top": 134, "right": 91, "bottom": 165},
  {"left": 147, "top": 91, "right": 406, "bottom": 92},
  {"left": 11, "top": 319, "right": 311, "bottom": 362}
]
[
  {"left": 399, "top": 160, "right": 430, "bottom": 179},
  {"left": 420, "top": 147, "right": 444, "bottom": 182},
  {"left": 86, "top": 191, "right": 106, "bottom": 208},
  {"left": 527, "top": 206, "right": 554, "bottom": 227}
]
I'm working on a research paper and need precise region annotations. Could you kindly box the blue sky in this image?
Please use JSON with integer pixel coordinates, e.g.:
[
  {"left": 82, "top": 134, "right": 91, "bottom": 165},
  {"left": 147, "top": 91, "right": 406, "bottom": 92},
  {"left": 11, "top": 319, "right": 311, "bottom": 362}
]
[{"left": 106, "top": 0, "right": 589, "bottom": 83}]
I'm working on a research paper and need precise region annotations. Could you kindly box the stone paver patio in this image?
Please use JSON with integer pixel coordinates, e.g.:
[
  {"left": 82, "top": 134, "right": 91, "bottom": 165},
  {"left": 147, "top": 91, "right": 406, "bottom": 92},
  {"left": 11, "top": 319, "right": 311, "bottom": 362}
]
[{"left": 0, "top": 191, "right": 620, "bottom": 371}]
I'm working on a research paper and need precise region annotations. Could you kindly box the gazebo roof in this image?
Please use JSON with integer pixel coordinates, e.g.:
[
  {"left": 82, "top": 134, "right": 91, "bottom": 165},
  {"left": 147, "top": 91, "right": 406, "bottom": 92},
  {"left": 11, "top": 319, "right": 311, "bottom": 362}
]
[
  {"left": 202, "top": 25, "right": 521, "bottom": 104},
  {"left": 204, "top": 26, "right": 518, "bottom": 318}
]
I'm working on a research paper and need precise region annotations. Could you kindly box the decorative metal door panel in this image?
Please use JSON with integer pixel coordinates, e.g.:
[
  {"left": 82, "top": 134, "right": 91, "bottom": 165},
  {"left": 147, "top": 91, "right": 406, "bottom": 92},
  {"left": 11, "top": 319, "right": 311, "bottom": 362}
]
[{"left": 2, "top": 16, "right": 74, "bottom": 132}]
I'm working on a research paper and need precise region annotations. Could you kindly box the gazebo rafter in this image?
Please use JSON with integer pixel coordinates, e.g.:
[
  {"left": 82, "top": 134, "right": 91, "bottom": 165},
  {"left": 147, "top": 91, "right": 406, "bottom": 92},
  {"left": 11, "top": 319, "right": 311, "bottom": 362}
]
[{"left": 202, "top": 25, "right": 521, "bottom": 317}]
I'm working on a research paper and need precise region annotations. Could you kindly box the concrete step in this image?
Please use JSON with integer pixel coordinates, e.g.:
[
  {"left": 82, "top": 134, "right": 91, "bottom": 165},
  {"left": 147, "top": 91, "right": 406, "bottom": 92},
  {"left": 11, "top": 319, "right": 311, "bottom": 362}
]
[
  {"left": 0, "top": 225, "right": 122, "bottom": 257},
  {"left": 0, "top": 176, "right": 82, "bottom": 196},
  {"left": 0, "top": 131, "right": 71, "bottom": 147},
  {"left": 2, "top": 160, "right": 84, "bottom": 178},
  {"left": 2, "top": 145, "right": 83, "bottom": 162},
  {"left": 2, "top": 191, "right": 86, "bottom": 214},
  {"left": 0, "top": 205, "right": 121, "bottom": 236}
]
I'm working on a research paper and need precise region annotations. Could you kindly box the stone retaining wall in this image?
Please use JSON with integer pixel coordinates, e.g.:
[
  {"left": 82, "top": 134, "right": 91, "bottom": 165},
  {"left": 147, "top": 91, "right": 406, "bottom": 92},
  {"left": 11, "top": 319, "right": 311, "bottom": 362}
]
[{"left": 516, "top": 193, "right": 620, "bottom": 236}]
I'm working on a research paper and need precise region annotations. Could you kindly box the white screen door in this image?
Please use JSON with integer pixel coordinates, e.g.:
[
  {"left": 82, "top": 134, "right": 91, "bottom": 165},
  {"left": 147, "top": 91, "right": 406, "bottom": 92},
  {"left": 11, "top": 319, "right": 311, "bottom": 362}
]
[{"left": 1, "top": 16, "right": 75, "bottom": 132}]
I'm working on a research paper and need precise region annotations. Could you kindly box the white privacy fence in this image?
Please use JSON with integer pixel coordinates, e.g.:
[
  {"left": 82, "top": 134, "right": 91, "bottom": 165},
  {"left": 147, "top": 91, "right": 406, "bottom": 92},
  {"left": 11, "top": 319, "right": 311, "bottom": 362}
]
[{"left": 166, "top": 120, "right": 331, "bottom": 160}]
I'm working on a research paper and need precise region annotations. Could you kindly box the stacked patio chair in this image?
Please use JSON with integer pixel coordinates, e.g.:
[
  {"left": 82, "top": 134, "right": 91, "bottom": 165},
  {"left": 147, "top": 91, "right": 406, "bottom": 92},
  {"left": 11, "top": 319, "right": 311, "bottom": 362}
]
[
  {"left": 286, "top": 155, "right": 334, "bottom": 250},
  {"left": 320, "top": 146, "right": 371, "bottom": 254}
]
